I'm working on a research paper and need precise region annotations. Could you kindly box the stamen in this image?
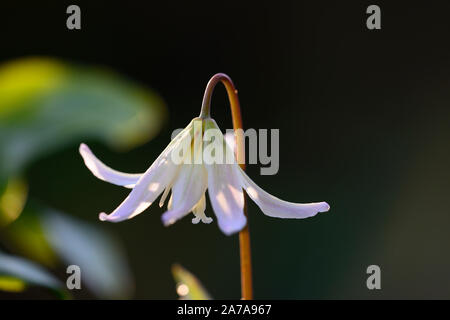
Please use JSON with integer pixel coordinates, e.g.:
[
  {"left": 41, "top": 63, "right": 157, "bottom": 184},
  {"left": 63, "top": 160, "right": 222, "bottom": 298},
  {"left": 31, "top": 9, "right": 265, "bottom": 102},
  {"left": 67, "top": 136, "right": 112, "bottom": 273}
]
[
  {"left": 159, "top": 186, "right": 172, "bottom": 207},
  {"left": 201, "top": 216, "right": 213, "bottom": 224}
]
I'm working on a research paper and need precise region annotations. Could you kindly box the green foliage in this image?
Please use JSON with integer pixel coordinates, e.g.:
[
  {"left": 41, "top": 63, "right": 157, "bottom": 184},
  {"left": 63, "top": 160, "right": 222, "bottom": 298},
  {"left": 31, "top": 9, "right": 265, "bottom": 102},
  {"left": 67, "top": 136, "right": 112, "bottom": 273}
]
[
  {"left": 42, "top": 209, "right": 134, "bottom": 299},
  {"left": 172, "top": 264, "right": 212, "bottom": 300},
  {"left": 0, "top": 57, "right": 165, "bottom": 298},
  {"left": 0, "top": 57, "right": 166, "bottom": 181},
  {"left": 0, "top": 177, "right": 27, "bottom": 227},
  {"left": 1, "top": 207, "right": 57, "bottom": 267},
  {"left": 0, "top": 204, "right": 134, "bottom": 299},
  {"left": 0, "top": 250, "right": 66, "bottom": 297}
]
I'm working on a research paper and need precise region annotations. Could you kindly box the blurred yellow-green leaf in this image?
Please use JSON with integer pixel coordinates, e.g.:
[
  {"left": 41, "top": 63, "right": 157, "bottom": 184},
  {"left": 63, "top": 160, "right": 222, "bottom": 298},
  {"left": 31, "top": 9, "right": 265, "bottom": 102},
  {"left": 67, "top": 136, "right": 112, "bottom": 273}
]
[
  {"left": 1, "top": 207, "right": 57, "bottom": 267},
  {"left": 172, "top": 264, "right": 212, "bottom": 300},
  {"left": 0, "top": 177, "right": 28, "bottom": 227},
  {"left": 1, "top": 204, "right": 134, "bottom": 299},
  {"left": 0, "top": 57, "right": 166, "bottom": 180},
  {"left": 0, "top": 275, "right": 27, "bottom": 292}
]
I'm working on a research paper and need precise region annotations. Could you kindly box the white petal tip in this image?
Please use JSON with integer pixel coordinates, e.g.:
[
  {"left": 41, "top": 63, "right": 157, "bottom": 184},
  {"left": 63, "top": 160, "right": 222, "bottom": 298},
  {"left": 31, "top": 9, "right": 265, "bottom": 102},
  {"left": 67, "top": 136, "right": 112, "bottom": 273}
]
[
  {"left": 79, "top": 143, "right": 89, "bottom": 153},
  {"left": 99, "top": 212, "right": 108, "bottom": 221},
  {"left": 219, "top": 217, "right": 247, "bottom": 236},
  {"left": 319, "top": 202, "right": 330, "bottom": 212},
  {"left": 79, "top": 143, "right": 94, "bottom": 160},
  {"left": 162, "top": 214, "right": 176, "bottom": 227}
]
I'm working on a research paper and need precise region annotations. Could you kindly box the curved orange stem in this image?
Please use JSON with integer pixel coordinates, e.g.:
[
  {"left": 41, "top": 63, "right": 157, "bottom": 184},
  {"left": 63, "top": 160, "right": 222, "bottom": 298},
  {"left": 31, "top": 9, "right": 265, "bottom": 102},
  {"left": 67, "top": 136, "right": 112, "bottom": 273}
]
[{"left": 200, "top": 73, "right": 253, "bottom": 300}]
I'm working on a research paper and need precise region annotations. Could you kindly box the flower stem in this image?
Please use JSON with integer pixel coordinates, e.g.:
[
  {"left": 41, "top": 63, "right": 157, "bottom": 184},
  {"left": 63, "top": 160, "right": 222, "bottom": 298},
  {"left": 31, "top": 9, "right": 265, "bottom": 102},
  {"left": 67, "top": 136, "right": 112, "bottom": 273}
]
[{"left": 200, "top": 73, "right": 253, "bottom": 300}]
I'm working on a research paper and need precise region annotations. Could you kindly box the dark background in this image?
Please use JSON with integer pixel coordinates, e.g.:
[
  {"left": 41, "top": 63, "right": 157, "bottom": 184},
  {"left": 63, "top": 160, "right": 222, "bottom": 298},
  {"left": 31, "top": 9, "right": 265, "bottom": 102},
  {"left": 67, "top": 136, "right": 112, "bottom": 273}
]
[{"left": 1, "top": 0, "right": 450, "bottom": 299}]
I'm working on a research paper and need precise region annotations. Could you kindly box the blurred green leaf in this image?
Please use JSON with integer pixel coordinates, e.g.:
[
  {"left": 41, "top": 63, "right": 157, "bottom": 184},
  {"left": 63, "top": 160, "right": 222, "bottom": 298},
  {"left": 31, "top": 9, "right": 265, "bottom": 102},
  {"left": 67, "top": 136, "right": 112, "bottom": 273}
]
[
  {"left": 0, "top": 251, "right": 65, "bottom": 296},
  {"left": 0, "top": 57, "right": 166, "bottom": 179},
  {"left": 41, "top": 209, "right": 134, "bottom": 299},
  {"left": 1, "top": 207, "right": 57, "bottom": 267},
  {"left": 1, "top": 206, "right": 134, "bottom": 298},
  {"left": 0, "top": 177, "right": 28, "bottom": 227},
  {"left": 172, "top": 264, "right": 212, "bottom": 300},
  {"left": 0, "top": 275, "right": 27, "bottom": 292}
]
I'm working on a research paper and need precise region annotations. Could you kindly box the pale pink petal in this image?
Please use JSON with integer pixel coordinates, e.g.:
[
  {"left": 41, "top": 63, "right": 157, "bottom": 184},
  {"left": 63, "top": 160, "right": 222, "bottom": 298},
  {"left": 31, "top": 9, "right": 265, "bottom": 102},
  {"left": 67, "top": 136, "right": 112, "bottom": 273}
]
[
  {"left": 161, "top": 120, "right": 208, "bottom": 226},
  {"left": 161, "top": 164, "right": 208, "bottom": 226},
  {"left": 79, "top": 143, "right": 142, "bottom": 188},
  {"left": 237, "top": 166, "right": 330, "bottom": 219},
  {"left": 99, "top": 123, "right": 193, "bottom": 222},
  {"left": 206, "top": 163, "right": 246, "bottom": 235}
]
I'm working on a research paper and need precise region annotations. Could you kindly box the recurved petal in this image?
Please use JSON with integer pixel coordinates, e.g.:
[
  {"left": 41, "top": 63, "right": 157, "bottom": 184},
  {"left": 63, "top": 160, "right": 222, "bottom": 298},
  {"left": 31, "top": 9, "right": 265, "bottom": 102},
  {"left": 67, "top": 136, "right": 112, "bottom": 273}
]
[
  {"left": 99, "top": 123, "right": 193, "bottom": 222},
  {"left": 161, "top": 164, "right": 208, "bottom": 226},
  {"left": 237, "top": 166, "right": 330, "bottom": 219},
  {"left": 206, "top": 163, "right": 246, "bottom": 235},
  {"left": 79, "top": 143, "right": 142, "bottom": 188}
]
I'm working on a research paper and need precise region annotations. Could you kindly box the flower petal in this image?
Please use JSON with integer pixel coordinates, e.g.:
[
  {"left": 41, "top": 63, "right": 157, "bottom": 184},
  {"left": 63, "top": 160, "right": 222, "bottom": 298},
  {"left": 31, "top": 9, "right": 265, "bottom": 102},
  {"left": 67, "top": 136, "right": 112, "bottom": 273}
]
[
  {"left": 161, "top": 119, "right": 208, "bottom": 226},
  {"left": 237, "top": 166, "right": 330, "bottom": 219},
  {"left": 161, "top": 164, "right": 208, "bottom": 226},
  {"left": 79, "top": 143, "right": 142, "bottom": 188},
  {"left": 206, "top": 163, "right": 246, "bottom": 235},
  {"left": 99, "top": 122, "right": 193, "bottom": 222},
  {"left": 224, "top": 131, "right": 236, "bottom": 154}
]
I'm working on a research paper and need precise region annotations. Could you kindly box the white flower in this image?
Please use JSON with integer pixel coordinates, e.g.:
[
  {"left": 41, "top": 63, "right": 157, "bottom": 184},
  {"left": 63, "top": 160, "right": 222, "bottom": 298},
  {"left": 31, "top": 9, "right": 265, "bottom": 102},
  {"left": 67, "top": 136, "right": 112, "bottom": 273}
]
[{"left": 79, "top": 117, "right": 330, "bottom": 235}]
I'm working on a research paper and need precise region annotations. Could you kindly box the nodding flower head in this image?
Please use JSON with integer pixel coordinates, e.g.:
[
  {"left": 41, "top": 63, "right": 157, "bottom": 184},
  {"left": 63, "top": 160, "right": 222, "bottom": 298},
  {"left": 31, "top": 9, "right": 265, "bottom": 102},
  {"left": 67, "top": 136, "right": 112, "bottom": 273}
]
[{"left": 79, "top": 115, "right": 329, "bottom": 235}]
